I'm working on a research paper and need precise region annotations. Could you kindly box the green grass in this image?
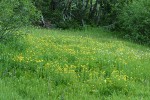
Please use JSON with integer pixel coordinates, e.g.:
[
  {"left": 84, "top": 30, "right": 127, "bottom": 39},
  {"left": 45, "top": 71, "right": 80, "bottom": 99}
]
[{"left": 0, "top": 27, "right": 150, "bottom": 100}]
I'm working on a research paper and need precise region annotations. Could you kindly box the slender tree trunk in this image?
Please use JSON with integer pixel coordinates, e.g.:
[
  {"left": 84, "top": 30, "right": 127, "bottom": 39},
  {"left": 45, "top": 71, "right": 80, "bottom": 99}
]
[{"left": 89, "top": 0, "right": 98, "bottom": 19}]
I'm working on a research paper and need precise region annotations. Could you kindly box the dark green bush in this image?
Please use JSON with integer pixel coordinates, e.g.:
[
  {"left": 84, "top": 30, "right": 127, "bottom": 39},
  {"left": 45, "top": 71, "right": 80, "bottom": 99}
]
[
  {"left": 118, "top": 0, "right": 150, "bottom": 44},
  {"left": 0, "top": 0, "right": 40, "bottom": 41}
]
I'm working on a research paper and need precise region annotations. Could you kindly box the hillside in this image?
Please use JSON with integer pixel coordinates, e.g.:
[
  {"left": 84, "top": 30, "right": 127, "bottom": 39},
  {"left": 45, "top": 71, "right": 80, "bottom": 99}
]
[{"left": 0, "top": 27, "right": 150, "bottom": 100}]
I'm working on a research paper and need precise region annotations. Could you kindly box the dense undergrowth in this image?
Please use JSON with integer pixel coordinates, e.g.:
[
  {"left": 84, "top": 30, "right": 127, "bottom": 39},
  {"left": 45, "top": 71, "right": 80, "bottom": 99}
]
[
  {"left": 118, "top": 0, "right": 150, "bottom": 44},
  {"left": 0, "top": 27, "right": 150, "bottom": 100}
]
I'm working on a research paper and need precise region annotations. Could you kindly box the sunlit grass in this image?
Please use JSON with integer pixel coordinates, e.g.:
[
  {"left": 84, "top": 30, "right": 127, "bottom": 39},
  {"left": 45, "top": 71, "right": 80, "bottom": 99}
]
[{"left": 0, "top": 27, "right": 150, "bottom": 99}]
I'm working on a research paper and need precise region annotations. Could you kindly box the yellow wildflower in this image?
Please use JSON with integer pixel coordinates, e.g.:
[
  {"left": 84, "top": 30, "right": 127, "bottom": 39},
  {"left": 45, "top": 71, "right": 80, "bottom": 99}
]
[{"left": 17, "top": 55, "right": 24, "bottom": 62}]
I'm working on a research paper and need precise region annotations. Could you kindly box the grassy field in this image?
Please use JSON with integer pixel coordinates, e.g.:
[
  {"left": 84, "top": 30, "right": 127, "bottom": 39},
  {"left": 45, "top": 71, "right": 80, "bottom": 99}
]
[{"left": 0, "top": 27, "right": 150, "bottom": 100}]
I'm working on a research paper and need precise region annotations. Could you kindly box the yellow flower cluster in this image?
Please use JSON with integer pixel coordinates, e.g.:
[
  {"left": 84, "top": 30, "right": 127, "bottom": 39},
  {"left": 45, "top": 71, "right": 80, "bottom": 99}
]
[{"left": 10, "top": 30, "right": 150, "bottom": 90}]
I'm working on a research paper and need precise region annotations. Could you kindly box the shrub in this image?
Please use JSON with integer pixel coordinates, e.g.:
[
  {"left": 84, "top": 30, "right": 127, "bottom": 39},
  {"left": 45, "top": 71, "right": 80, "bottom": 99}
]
[
  {"left": 0, "top": 0, "right": 40, "bottom": 41},
  {"left": 118, "top": 0, "right": 150, "bottom": 44}
]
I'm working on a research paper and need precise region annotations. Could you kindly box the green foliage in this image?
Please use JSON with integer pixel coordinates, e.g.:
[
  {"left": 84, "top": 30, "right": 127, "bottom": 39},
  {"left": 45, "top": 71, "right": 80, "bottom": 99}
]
[
  {"left": 33, "top": 0, "right": 131, "bottom": 29},
  {"left": 0, "top": 0, "right": 40, "bottom": 41},
  {"left": 118, "top": 0, "right": 150, "bottom": 44},
  {"left": 1, "top": 28, "right": 150, "bottom": 99},
  {"left": 0, "top": 80, "right": 23, "bottom": 100}
]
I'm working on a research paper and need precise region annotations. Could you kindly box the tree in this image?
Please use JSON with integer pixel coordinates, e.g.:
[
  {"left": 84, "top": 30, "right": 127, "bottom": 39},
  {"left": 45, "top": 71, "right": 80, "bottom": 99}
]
[
  {"left": 32, "top": 0, "right": 132, "bottom": 29},
  {"left": 0, "top": 0, "right": 39, "bottom": 41}
]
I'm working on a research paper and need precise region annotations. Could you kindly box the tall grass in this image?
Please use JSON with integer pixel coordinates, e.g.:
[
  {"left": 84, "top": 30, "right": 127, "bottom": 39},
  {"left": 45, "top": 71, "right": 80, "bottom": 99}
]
[{"left": 0, "top": 27, "right": 150, "bottom": 99}]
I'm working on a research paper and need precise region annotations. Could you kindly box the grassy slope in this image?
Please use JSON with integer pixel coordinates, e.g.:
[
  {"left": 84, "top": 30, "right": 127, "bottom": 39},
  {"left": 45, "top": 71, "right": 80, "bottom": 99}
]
[{"left": 0, "top": 27, "right": 150, "bottom": 100}]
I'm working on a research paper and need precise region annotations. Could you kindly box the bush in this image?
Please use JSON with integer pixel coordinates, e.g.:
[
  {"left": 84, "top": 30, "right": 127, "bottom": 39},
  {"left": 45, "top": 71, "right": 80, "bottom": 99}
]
[
  {"left": 0, "top": 0, "right": 40, "bottom": 41},
  {"left": 118, "top": 0, "right": 150, "bottom": 44}
]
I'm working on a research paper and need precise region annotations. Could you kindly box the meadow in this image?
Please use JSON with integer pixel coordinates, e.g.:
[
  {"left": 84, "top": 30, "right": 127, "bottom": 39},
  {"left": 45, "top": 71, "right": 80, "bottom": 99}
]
[{"left": 0, "top": 27, "right": 150, "bottom": 100}]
